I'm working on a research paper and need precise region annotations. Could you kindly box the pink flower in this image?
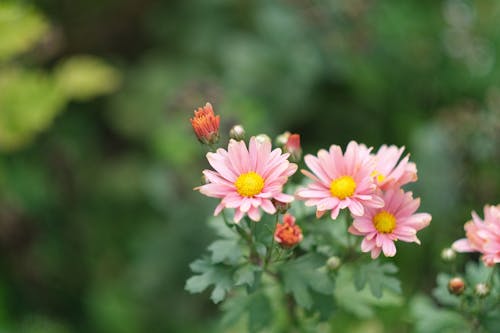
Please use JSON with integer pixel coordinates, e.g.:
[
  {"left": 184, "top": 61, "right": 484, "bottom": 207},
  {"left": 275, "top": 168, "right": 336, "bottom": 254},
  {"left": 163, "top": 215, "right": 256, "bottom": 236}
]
[
  {"left": 348, "top": 189, "right": 432, "bottom": 259},
  {"left": 372, "top": 145, "right": 417, "bottom": 190},
  {"left": 274, "top": 214, "right": 303, "bottom": 248},
  {"left": 295, "top": 141, "right": 384, "bottom": 219},
  {"left": 452, "top": 205, "right": 500, "bottom": 267},
  {"left": 196, "top": 137, "right": 297, "bottom": 223}
]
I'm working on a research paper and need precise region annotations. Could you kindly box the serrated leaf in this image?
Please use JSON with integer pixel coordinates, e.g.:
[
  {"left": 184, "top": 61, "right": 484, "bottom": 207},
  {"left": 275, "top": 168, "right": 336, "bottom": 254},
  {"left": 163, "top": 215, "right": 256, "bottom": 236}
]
[
  {"left": 354, "top": 261, "right": 401, "bottom": 298},
  {"left": 220, "top": 291, "right": 273, "bottom": 333},
  {"left": 234, "top": 264, "right": 261, "bottom": 287},
  {"left": 432, "top": 273, "right": 460, "bottom": 307},
  {"left": 185, "top": 258, "right": 234, "bottom": 304},
  {"left": 335, "top": 266, "right": 402, "bottom": 318},
  {"left": 280, "top": 253, "right": 335, "bottom": 309},
  {"left": 208, "top": 239, "right": 243, "bottom": 264},
  {"left": 410, "top": 295, "right": 468, "bottom": 333}
]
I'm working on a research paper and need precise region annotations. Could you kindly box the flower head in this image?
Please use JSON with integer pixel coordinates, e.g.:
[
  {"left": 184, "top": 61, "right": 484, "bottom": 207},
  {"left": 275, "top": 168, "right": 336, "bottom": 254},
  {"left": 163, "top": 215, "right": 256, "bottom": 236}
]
[
  {"left": 372, "top": 145, "right": 417, "bottom": 190},
  {"left": 348, "top": 189, "right": 431, "bottom": 259},
  {"left": 190, "top": 102, "right": 220, "bottom": 144},
  {"left": 295, "top": 141, "right": 384, "bottom": 219},
  {"left": 274, "top": 214, "right": 303, "bottom": 247},
  {"left": 196, "top": 137, "right": 297, "bottom": 222},
  {"left": 452, "top": 204, "right": 500, "bottom": 266}
]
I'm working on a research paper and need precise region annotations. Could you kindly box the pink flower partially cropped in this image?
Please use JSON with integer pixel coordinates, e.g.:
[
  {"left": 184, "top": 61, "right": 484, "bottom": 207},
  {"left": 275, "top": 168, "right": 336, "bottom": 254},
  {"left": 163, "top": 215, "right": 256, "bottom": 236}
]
[
  {"left": 348, "top": 189, "right": 432, "bottom": 259},
  {"left": 295, "top": 141, "right": 384, "bottom": 219},
  {"left": 452, "top": 205, "right": 500, "bottom": 267},
  {"left": 372, "top": 145, "right": 417, "bottom": 190},
  {"left": 196, "top": 137, "right": 297, "bottom": 223}
]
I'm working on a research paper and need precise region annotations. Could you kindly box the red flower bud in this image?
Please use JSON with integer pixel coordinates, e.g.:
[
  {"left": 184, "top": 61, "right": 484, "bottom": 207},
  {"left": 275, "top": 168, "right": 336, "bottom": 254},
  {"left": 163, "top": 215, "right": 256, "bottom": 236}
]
[
  {"left": 284, "top": 134, "right": 302, "bottom": 162},
  {"left": 190, "top": 102, "right": 220, "bottom": 145},
  {"left": 448, "top": 277, "right": 465, "bottom": 295},
  {"left": 274, "top": 214, "right": 303, "bottom": 248}
]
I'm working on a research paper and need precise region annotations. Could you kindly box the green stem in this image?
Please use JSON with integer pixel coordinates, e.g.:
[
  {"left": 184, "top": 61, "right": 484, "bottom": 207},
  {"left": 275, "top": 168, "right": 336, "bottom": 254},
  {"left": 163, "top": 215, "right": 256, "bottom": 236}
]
[
  {"left": 221, "top": 211, "right": 261, "bottom": 265},
  {"left": 264, "top": 213, "right": 280, "bottom": 268}
]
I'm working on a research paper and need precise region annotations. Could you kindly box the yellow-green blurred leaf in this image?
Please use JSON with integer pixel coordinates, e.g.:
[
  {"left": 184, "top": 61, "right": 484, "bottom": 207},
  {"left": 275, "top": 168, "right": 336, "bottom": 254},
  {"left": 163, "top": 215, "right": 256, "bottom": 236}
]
[
  {"left": 0, "top": 68, "right": 66, "bottom": 151},
  {"left": 0, "top": 2, "right": 49, "bottom": 62},
  {"left": 55, "top": 56, "right": 121, "bottom": 101}
]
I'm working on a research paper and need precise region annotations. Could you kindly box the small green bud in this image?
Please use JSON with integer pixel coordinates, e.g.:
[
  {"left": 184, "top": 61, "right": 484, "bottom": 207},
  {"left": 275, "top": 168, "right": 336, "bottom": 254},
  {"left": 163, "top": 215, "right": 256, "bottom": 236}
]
[
  {"left": 326, "top": 256, "right": 341, "bottom": 271},
  {"left": 229, "top": 125, "right": 245, "bottom": 141},
  {"left": 474, "top": 283, "right": 490, "bottom": 297},
  {"left": 441, "top": 247, "right": 456, "bottom": 262}
]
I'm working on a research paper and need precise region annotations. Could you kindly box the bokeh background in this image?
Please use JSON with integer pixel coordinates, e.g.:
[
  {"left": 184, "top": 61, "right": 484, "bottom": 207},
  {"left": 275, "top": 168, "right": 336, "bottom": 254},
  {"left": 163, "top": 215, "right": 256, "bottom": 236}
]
[{"left": 0, "top": 0, "right": 499, "bottom": 332}]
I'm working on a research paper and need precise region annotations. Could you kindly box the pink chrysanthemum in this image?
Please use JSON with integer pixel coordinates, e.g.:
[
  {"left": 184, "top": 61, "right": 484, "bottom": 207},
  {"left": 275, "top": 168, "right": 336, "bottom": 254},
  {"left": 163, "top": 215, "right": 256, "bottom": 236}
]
[
  {"left": 452, "top": 205, "right": 500, "bottom": 267},
  {"left": 348, "top": 189, "right": 432, "bottom": 259},
  {"left": 295, "top": 141, "right": 384, "bottom": 219},
  {"left": 196, "top": 137, "right": 297, "bottom": 223},
  {"left": 372, "top": 145, "right": 417, "bottom": 190}
]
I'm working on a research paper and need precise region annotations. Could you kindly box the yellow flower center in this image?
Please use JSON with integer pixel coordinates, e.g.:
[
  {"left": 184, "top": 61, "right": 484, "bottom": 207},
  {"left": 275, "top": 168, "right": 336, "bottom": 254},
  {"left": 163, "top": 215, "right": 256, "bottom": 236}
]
[
  {"left": 371, "top": 170, "right": 386, "bottom": 183},
  {"left": 235, "top": 172, "right": 265, "bottom": 197},
  {"left": 329, "top": 176, "right": 357, "bottom": 199},
  {"left": 373, "top": 211, "right": 396, "bottom": 233}
]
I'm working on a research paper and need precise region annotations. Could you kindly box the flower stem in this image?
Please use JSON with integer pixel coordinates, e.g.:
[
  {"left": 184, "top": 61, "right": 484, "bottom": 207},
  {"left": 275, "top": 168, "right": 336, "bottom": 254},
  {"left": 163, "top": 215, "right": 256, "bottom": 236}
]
[{"left": 264, "top": 213, "right": 280, "bottom": 268}]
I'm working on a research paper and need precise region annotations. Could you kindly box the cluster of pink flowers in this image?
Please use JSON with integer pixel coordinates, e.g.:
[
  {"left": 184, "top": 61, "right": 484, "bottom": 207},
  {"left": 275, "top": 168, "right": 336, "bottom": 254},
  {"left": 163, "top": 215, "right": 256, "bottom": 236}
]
[
  {"left": 296, "top": 142, "right": 431, "bottom": 258},
  {"left": 192, "top": 103, "right": 432, "bottom": 258},
  {"left": 452, "top": 205, "right": 500, "bottom": 266}
]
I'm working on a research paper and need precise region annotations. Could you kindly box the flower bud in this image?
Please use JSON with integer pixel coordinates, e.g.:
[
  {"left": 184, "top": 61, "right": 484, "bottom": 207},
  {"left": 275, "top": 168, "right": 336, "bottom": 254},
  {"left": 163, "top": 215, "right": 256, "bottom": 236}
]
[
  {"left": 448, "top": 277, "right": 465, "bottom": 295},
  {"left": 326, "top": 256, "right": 341, "bottom": 271},
  {"left": 474, "top": 283, "right": 490, "bottom": 297},
  {"left": 284, "top": 134, "right": 302, "bottom": 162},
  {"left": 274, "top": 214, "right": 303, "bottom": 248},
  {"left": 272, "top": 199, "right": 290, "bottom": 214},
  {"left": 441, "top": 247, "right": 456, "bottom": 262},
  {"left": 255, "top": 134, "right": 271, "bottom": 145},
  {"left": 229, "top": 124, "right": 245, "bottom": 141},
  {"left": 275, "top": 131, "right": 291, "bottom": 147},
  {"left": 190, "top": 102, "right": 220, "bottom": 145}
]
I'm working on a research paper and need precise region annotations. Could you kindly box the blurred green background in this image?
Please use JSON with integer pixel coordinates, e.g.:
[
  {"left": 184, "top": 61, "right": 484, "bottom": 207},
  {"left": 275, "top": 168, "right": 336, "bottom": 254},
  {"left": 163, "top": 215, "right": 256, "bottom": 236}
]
[{"left": 0, "top": 0, "right": 499, "bottom": 332}]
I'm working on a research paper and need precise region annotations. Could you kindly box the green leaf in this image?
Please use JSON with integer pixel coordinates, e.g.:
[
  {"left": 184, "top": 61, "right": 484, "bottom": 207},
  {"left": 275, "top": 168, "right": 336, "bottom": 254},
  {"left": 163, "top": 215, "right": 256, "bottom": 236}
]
[
  {"left": 432, "top": 273, "right": 460, "bottom": 307},
  {"left": 208, "top": 239, "right": 243, "bottom": 265},
  {"left": 0, "top": 2, "right": 49, "bottom": 62},
  {"left": 280, "top": 253, "right": 335, "bottom": 309},
  {"left": 185, "top": 258, "right": 234, "bottom": 304},
  {"left": 0, "top": 67, "right": 66, "bottom": 151},
  {"left": 353, "top": 261, "right": 401, "bottom": 298},
  {"left": 55, "top": 56, "right": 121, "bottom": 101},
  {"left": 220, "top": 291, "right": 273, "bottom": 333},
  {"left": 234, "top": 264, "right": 261, "bottom": 288},
  {"left": 410, "top": 295, "right": 468, "bottom": 333},
  {"left": 335, "top": 266, "right": 402, "bottom": 318}
]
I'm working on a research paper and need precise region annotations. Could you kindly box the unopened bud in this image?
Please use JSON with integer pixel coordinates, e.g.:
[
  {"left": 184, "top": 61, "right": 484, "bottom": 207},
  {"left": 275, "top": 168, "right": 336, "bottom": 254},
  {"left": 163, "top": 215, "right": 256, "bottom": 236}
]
[
  {"left": 274, "top": 214, "right": 303, "bottom": 248},
  {"left": 255, "top": 134, "right": 271, "bottom": 145},
  {"left": 190, "top": 103, "right": 220, "bottom": 145},
  {"left": 272, "top": 199, "right": 290, "bottom": 214},
  {"left": 229, "top": 125, "right": 245, "bottom": 141},
  {"left": 284, "top": 134, "right": 302, "bottom": 163},
  {"left": 441, "top": 248, "right": 456, "bottom": 262},
  {"left": 448, "top": 277, "right": 465, "bottom": 295},
  {"left": 326, "top": 256, "right": 341, "bottom": 271},
  {"left": 275, "top": 131, "right": 291, "bottom": 147},
  {"left": 474, "top": 283, "right": 490, "bottom": 297}
]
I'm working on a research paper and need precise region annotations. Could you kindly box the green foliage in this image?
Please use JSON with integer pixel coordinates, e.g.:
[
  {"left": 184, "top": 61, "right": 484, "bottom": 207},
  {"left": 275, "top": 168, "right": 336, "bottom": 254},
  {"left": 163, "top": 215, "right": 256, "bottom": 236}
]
[
  {"left": 335, "top": 266, "right": 402, "bottom": 318},
  {"left": 280, "top": 253, "right": 335, "bottom": 309},
  {"left": 0, "top": 2, "right": 49, "bottom": 62},
  {"left": 0, "top": 67, "right": 65, "bottom": 150},
  {"left": 353, "top": 261, "right": 402, "bottom": 299},
  {"left": 55, "top": 56, "right": 122, "bottom": 101},
  {"left": 410, "top": 295, "right": 469, "bottom": 333},
  {"left": 220, "top": 291, "right": 273, "bottom": 333}
]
